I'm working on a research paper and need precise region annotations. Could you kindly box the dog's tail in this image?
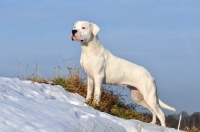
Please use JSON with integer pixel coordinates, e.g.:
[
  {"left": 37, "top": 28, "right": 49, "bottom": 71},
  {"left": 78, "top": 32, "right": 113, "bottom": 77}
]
[{"left": 158, "top": 99, "right": 176, "bottom": 112}]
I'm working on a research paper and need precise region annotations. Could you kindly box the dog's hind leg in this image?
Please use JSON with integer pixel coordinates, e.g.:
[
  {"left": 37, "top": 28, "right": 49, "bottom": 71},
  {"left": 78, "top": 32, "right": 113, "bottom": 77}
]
[
  {"left": 135, "top": 100, "right": 157, "bottom": 124},
  {"left": 145, "top": 98, "right": 165, "bottom": 126},
  {"left": 142, "top": 82, "right": 166, "bottom": 126},
  {"left": 129, "top": 87, "right": 157, "bottom": 124}
]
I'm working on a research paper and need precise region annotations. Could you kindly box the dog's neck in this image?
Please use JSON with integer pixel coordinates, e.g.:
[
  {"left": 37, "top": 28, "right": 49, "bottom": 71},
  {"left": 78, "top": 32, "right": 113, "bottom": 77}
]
[{"left": 81, "top": 35, "right": 104, "bottom": 55}]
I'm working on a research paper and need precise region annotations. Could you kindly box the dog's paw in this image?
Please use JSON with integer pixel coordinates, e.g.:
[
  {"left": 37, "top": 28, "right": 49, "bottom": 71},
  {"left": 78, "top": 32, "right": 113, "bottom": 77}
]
[
  {"left": 85, "top": 97, "right": 91, "bottom": 102},
  {"left": 85, "top": 98, "right": 93, "bottom": 105},
  {"left": 86, "top": 96, "right": 92, "bottom": 101},
  {"left": 150, "top": 121, "right": 156, "bottom": 124},
  {"left": 92, "top": 100, "right": 100, "bottom": 106}
]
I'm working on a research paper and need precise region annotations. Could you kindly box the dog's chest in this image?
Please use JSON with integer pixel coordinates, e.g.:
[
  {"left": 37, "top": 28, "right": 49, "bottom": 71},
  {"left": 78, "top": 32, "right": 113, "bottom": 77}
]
[{"left": 80, "top": 56, "right": 95, "bottom": 79}]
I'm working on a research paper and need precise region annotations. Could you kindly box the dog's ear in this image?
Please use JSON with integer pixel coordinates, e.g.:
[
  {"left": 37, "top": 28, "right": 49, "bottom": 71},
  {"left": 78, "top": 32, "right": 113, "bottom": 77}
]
[{"left": 89, "top": 23, "right": 100, "bottom": 36}]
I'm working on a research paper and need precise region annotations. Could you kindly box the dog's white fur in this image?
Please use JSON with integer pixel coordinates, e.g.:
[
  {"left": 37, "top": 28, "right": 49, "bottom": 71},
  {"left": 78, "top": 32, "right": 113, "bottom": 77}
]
[{"left": 71, "top": 21, "right": 176, "bottom": 126}]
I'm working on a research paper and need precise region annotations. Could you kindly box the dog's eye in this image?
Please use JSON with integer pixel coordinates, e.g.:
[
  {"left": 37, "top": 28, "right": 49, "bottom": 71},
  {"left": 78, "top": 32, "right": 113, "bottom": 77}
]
[{"left": 82, "top": 27, "right": 85, "bottom": 29}]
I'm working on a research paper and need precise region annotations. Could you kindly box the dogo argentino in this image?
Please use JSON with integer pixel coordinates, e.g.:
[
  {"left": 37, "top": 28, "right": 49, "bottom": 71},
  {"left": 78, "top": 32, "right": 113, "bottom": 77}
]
[{"left": 71, "top": 21, "right": 176, "bottom": 126}]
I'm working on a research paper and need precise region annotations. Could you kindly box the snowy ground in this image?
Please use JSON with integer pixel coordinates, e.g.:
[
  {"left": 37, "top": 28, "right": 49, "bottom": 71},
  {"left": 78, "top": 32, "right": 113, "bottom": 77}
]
[{"left": 0, "top": 77, "right": 181, "bottom": 132}]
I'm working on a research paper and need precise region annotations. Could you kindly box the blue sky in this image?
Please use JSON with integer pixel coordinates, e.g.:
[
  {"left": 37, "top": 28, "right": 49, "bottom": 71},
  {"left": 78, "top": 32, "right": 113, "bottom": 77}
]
[{"left": 0, "top": 0, "right": 200, "bottom": 115}]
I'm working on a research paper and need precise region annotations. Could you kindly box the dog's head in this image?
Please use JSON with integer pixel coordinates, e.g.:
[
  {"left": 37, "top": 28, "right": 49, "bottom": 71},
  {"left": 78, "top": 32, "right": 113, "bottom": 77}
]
[{"left": 71, "top": 21, "right": 100, "bottom": 43}]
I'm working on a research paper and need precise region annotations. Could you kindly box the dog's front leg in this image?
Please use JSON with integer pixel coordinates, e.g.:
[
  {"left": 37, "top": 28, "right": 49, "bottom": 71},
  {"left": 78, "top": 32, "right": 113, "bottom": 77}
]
[
  {"left": 93, "top": 75, "right": 104, "bottom": 105},
  {"left": 86, "top": 76, "right": 94, "bottom": 102}
]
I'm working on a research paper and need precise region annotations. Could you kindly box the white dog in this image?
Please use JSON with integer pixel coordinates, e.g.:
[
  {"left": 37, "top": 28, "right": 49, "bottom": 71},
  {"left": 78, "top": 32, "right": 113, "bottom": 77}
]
[{"left": 71, "top": 21, "right": 176, "bottom": 126}]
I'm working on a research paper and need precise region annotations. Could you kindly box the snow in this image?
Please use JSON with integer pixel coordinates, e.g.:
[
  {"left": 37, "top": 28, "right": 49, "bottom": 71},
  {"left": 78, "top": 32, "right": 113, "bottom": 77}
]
[{"left": 0, "top": 77, "right": 181, "bottom": 132}]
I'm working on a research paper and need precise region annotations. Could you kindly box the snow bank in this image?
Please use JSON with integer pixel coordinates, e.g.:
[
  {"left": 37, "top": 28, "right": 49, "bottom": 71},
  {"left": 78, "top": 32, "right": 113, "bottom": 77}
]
[{"left": 0, "top": 77, "right": 180, "bottom": 132}]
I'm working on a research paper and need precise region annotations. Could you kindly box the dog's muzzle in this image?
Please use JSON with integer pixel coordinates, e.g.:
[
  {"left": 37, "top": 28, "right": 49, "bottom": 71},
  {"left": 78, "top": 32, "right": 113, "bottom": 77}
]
[
  {"left": 71, "top": 30, "right": 83, "bottom": 42},
  {"left": 71, "top": 30, "right": 77, "bottom": 41},
  {"left": 72, "top": 30, "right": 77, "bottom": 36}
]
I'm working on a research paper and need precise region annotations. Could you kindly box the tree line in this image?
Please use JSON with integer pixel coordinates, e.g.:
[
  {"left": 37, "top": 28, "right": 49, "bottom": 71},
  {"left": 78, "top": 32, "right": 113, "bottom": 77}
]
[{"left": 165, "top": 111, "right": 200, "bottom": 131}]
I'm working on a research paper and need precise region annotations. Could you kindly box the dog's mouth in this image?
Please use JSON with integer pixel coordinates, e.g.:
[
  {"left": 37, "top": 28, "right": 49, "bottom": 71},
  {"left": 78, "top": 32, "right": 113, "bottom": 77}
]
[
  {"left": 71, "top": 35, "right": 84, "bottom": 43},
  {"left": 71, "top": 36, "right": 75, "bottom": 41},
  {"left": 71, "top": 35, "right": 77, "bottom": 41}
]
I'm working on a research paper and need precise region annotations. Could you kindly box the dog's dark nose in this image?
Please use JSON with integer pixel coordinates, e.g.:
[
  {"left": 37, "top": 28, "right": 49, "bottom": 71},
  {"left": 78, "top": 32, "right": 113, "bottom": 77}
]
[{"left": 72, "top": 30, "right": 77, "bottom": 36}]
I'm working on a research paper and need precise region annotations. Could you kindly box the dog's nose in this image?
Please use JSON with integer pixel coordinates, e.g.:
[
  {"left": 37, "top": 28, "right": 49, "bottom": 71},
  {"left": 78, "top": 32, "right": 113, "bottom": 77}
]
[{"left": 72, "top": 30, "right": 77, "bottom": 36}]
